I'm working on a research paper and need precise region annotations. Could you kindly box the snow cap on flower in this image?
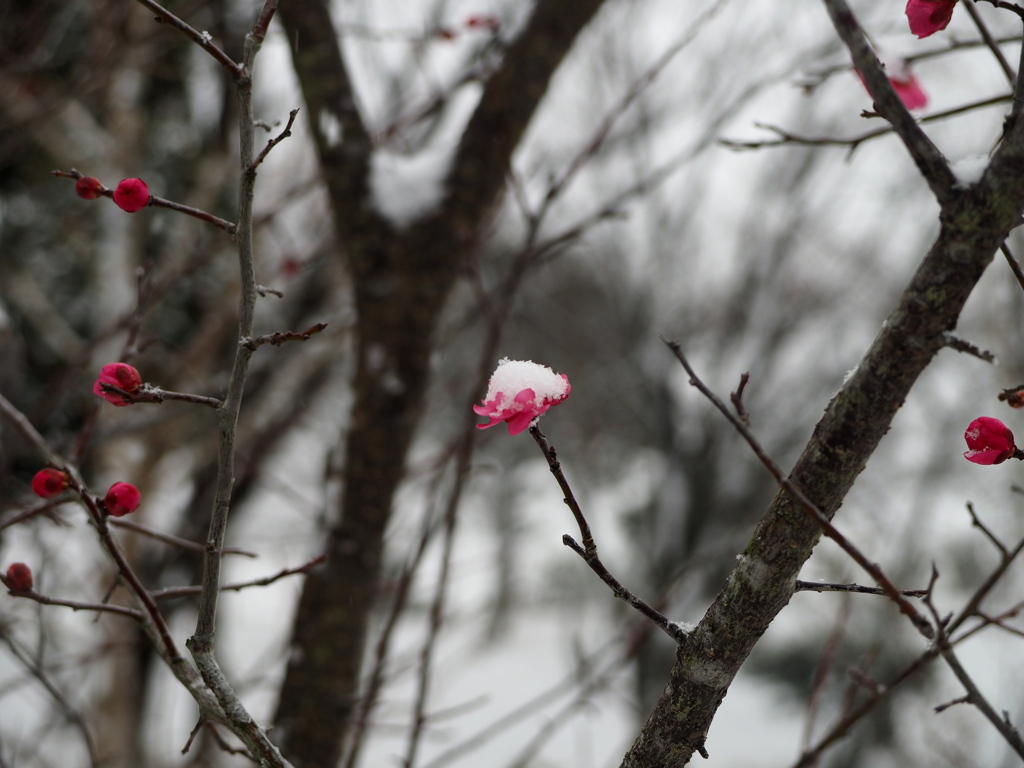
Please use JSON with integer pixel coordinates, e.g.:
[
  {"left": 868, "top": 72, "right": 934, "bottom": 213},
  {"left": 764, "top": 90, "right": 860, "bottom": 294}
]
[
  {"left": 964, "top": 416, "right": 1016, "bottom": 465},
  {"left": 75, "top": 176, "right": 104, "bottom": 200},
  {"left": 113, "top": 178, "right": 151, "bottom": 212},
  {"left": 104, "top": 482, "right": 141, "bottom": 517},
  {"left": 474, "top": 358, "right": 570, "bottom": 435},
  {"left": 6, "top": 563, "right": 33, "bottom": 592},
  {"left": 906, "top": 0, "right": 958, "bottom": 38},
  {"left": 93, "top": 362, "right": 143, "bottom": 406},
  {"left": 31, "top": 469, "right": 68, "bottom": 498}
]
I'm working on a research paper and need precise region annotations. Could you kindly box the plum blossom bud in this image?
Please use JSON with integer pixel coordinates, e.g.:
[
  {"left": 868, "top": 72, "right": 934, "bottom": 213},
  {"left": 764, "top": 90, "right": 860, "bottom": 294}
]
[
  {"left": 465, "top": 14, "right": 500, "bottom": 32},
  {"left": 31, "top": 468, "right": 68, "bottom": 498},
  {"left": 474, "top": 358, "right": 570, "bottom": 435},
  {"left": 75, "top": 176, "right": 104, "bottom": 200},
  {"left": 93, "top": 362, "right": 143, "bottom": 406},
  {"left": 906, "top": 0, "right": 958, "bottom": 38},
  {"left": 6, "top": 563, "right": 33, "bottom": 592},
  {"left": 104, "top": 482, "right": 141, "bottom": 517},
  {"left": 113, "top": 178, "right": 151, "bottom": 212},
  {"left": 964, "top": 417, "right": 1016, "bottom": 465}
]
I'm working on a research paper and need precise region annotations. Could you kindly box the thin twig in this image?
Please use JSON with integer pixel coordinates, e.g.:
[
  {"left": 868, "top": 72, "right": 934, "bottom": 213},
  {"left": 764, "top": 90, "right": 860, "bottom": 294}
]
[
  {"left": 963, "top": 1, "right": 1017, "bottom": 85},
  {"left": 1000, "top": 242, "right": 1024, "bottom": 293},
  {"left": 722, "top": 94, "right": 1012, "bottom": 153},
  {"left": 730, "top": 371, "right": 751, "bottom": 424},
  {"left": 0, "top": 629, "right": 100, "bottom": 768},
  {"left": 663, "top": 337, "right": 934, "bottom": 639},
  {"left": 820, "top": 0, "right": 957, "bottom": 203},
  {"left": 132, "top": 0, "right": 244, "bottom": 76},
  {"left": 965, "top": 502, "right": 1009, "bottom": 558},
  {"left": 152, "top": 555, "right": 324, "bottom": 600},
  {"left": 529, "top": 425, "right": 685, "bottom": 643},
  {"left": 242, "top": 322, "right": 328, "bottom": 350},
  {"left": 108, "top": 518, "right": 258, "bottom": 558},
  {"left": 3, "top": 580, "right": 143, "bottom": 620},
  {"left": 98, "top": 383, "right": 223, "bottom": 408},
  {"left": 52, "top": 170, "right": 237, "bottom": 233},
  {"left": 250, "top": 109, "right": 300, "bottom": 172},
  {"left": 924, "top": 578, "right": 1024, "bottom": 758},
  {"left": 941, "top": 333, "right": 996, "bottom": 362},
  {"left": 795, "top": 580, "right": 927, "bottom": 597},
  {"left": 977, "top": 0, "right": 1024, "bottom": 21},
  {"left": 181, "top": 5, "right": 293, "bottom": 764}
]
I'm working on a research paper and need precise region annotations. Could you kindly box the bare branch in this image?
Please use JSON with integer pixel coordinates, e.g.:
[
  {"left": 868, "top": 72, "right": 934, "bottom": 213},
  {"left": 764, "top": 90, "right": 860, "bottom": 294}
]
[
  {"left": 108, "top": 518, "right": 258, "bottom": 558},
  {"left": 242, "top": 322, "right": 328, "bottom": 351},
  {"left": 818, "top": 0, "right": 957, "bottom": 203},
  {"left": 131, "top": 0, "right": 244, "bottom": 77},
  {"left": 152, "top": 556, "right": 325, "bottom": 601},
  {"left": 795, "top": 580, "right": 927, "bottom": 597},
  {"left": 249, "top": 108, "right": 300, "bottom": 173},
  {"left": 52, "top": 169, "right": 238, "bottom": 233},
  {"left": 98, "top": 383, "right": 223, "bottom": 409},
  {"left": 530, "top": 425, "right": 686, "bottom": 644},
  {"left": 663, "top": 338, "right": 934, "bottom": 638}
]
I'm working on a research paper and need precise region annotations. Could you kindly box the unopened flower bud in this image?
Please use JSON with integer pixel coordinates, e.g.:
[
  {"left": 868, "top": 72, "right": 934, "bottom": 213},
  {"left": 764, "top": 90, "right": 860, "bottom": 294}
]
[
  {"left": 31, "top": 468, "right": 68, "bottom": 498},
  {"left": 6, "top": 563, "right": 33, "bottom": 592},
  {"left": 964, "top": 416, "right": 1016, "bottom": 465},
  {"left": 104, "top": 482, "right": 141, "bottom": 517},
  {"left": 93, "top": 362, "right": 143, "bottom": 406},
  {"left": 75, "top": 176, "right": 104, "bottom": 200},
  {"left": 113, "top": 178, "right": 151, "bottom": 213}
]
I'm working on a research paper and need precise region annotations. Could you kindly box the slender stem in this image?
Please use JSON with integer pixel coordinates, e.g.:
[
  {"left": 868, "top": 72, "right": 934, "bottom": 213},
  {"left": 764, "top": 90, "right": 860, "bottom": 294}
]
[
  {"left": 794, "top": 580, "right": 927, "bottom": 597},
  {"left": 663, "top": 337, "right": 934, "bottom": 639},
  {"left": 819, "top": 0, "right": 956, "bottom": 204},
  {"left": 152, "top": 555, "right": 324, "bottom": 600},
  {"left": 963, "top": 1, "right": 1016, "bottom": 85},
  {"left": 109, "top": 517, "right": 257, "bottom": 557},
  {"left": 529, "top": 424, "right": 684, "bottom": 643},
  {"left": 7, "top": 587, "right": 144, "bottom": 620},
  {"left": 132, "top": 0, "right": 243, "bottom": 76},
  {"left": 182, "top": 6, "right": 293, "bottom": 766},
  {"left": 190, "top": 30, "right": 260, "bottom": 659}
]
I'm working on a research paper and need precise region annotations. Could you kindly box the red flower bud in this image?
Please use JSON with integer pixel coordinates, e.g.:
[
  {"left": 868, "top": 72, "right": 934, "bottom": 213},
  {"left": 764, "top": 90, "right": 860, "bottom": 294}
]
[
  {"left": 31, "top": 468, "right": 68, "bottom": 498},
  {"left": 104, "top": 482, "right": 141, "bottom": 517},
  {"left": 6, "top": 563, "right": 33, "bottom": 592},
  {"left": 93, "top": 362, "right": 143, "bottom": 406},
  {"left": 964, "top": 416, "right": 1016, "bottom": 465},
  {"left": 113, "top": 178, "right": 151, "bottom": 213},
  {"left": 465, "top": 14, "right": 500, "bottom": 32},
  {"left": 75, "top": 176, "right": 104, "bottom": 200}
]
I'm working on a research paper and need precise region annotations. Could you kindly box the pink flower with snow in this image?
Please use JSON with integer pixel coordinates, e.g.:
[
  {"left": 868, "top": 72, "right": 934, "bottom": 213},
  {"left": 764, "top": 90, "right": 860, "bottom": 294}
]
[
  {"left": 474, "top": 358, "right": 571, "bottom": 435},
  {"left": 906, "top": 0, "right": 958, "bottom": 38},
  {"left": 964, "top": 417, "right": 1017, "bottom": 465}
]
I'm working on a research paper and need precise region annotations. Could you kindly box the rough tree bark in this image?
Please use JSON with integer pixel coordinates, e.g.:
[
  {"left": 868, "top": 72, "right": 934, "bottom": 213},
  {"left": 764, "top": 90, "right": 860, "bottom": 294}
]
[
  {"left": 272, "top": 2, "right": 610, "bottom": 765},
  {"left": 619, "top": 3, "right": 1024, "bottom": 764}
]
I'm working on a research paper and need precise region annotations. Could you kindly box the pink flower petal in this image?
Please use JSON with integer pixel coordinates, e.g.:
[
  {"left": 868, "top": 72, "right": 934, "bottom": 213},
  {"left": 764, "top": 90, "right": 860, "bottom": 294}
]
[
  {"left": 906, "top": 0, "right": 957, "bottom": 39},
  {"left": 963, "top": 416, "right": 1015, "bottom": 465}
]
